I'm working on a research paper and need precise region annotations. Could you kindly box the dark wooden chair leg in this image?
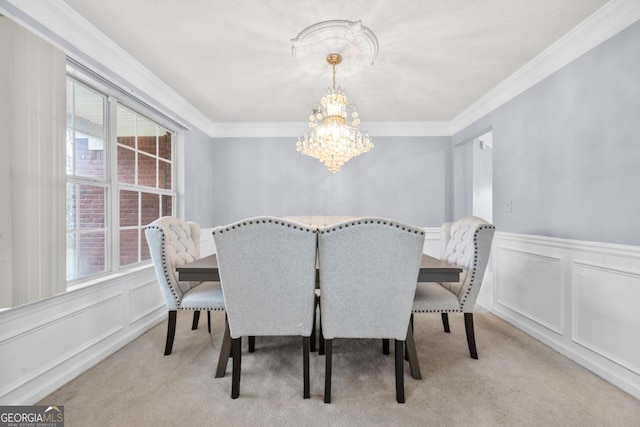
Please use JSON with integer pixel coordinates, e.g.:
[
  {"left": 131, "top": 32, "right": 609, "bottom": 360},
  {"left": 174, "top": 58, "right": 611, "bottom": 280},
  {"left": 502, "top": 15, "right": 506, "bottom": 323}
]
[
  {"left": 464, "top": 312, "right": 478, "bottom": 359},
  {"left": 405, "top": 314, "right": 414, "bottom": 361},
  {"left": 395, "top": 339, "right": 405, "bottom": 403},
  {"left": 405, "top": 320, "right": 422, "bottom": 379},
  {"left": 164, "top": 310, "right": 177, "bottom": 356},
  {"left": 231, "top": 337, "right": 241, "bottom": 399},
  {"left": 442, "top": 312, "right": 451, "bottom": 333},
  {"left": 207, "top": 310, "right": 211, "bottom": 334},
  {"left": 248, "top": 336, "right": 255, "bottom": 353},
  {"left": 382, "top": 339, "right": 390, "bottom": 355},
  {"left": 324, "top": 339, "right": 332, "bottom": 403},
  {"left": 303, "top": 336, "right": 310, "bottom": 399},
  {"left": 191, "top": 310, "right": 200, "bottom": 330},
  {"left": 215, "top": 315, "right": 232, "bottom": 378},
  {"left": 310, "top": 295, "right": 318, "bottom": 352},
  {"left": 319, "top": 302, "right": 325, "bottom": 355}
]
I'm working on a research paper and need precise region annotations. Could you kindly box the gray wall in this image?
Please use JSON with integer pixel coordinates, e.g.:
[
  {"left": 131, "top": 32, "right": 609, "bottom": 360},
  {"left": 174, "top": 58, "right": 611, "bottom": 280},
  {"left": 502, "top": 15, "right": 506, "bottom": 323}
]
[
  {"left": 199, "top": 136, "right": 451, "bottom": 228},
  {"left": 183, "top": 126, "right": 217, "bottom": 227},
  {"left": 455, "top": 20, "right": 640, "bottom": 246},
  {"left": 187, "top": 21, "right": 640, "bottom": 245}
]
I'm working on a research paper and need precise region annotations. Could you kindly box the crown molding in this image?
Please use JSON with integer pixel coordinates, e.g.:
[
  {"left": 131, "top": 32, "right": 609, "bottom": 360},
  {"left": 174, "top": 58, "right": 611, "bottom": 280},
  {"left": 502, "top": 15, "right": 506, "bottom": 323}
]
[
  {"left": 210, "top": 122, "right": 307, "bottom": 138},
  {"left": 0, "top": 0, "right": 217, "bottom": 136},
  {"left": 209, "top": 121, "right": 452, "bottom": 138},
  {"left": 450, "top": 0, "right": 640, "bottom": 134},
  {"left": 364, "top": 121, "right": 452, "bottom": 137}
]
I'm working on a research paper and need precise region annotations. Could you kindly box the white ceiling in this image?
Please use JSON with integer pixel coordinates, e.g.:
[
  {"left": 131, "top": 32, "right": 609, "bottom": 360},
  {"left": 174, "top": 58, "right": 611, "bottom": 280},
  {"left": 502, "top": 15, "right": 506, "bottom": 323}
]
[{"left": 61, "top": 0, "right": 609, "bottom": 125}]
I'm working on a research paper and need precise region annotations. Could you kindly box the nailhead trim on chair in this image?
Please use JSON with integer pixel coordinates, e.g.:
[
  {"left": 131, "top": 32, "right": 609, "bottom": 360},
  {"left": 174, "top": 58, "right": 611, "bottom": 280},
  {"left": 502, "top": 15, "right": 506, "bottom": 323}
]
[
  {"left": 145, "top": 224, "right": 182, "bottom": 306},
  {"left": 146, "top": 223, "right": 226, "bottom": 313},
  {"left": 412, "top": 223, "right": 495, "bottom": 314},
  {"left": 214, "top": 218, "right": 425, "bottom": 237},
  {"left": 319, "top": 219, "right": 425, "bottom": 236},
  {"left": 212, "top": 218, "right": 316, "bottom": 235},
  {"left": 459, "top": 224, "right": 494, "bottom": 310}
]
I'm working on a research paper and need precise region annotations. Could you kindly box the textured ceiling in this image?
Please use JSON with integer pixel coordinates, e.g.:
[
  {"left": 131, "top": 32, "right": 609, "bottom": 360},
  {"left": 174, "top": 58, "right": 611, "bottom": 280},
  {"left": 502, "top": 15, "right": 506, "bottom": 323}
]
[{"left": 62, "top": 0, "right": 609, "bottom": 124}]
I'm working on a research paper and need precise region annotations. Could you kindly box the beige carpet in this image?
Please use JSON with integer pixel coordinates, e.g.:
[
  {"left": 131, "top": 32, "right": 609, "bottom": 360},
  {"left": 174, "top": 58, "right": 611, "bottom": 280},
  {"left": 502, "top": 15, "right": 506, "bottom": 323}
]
[{"left": 41, "top": 308, "right": 640, "bottom": 426}]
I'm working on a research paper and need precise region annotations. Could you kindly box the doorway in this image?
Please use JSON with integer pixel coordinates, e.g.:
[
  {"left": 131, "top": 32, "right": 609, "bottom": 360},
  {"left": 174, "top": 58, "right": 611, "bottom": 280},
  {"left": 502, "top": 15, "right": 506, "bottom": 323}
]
[
  {"left": 452, "top": 130, "right": 493, "bottom": 223},
  {"left": 472, "top": 131, "right": 493, "bottom": 223},
  {"left": 452, "top": 129, "right": 493, "bottom": 307}
]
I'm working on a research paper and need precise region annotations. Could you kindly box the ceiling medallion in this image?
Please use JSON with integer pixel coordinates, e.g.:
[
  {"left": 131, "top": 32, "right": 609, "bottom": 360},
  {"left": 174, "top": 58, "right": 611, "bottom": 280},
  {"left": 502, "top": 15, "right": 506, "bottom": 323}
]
[{"left": 291, "top": 20, "right": 378, "bottom": 78}]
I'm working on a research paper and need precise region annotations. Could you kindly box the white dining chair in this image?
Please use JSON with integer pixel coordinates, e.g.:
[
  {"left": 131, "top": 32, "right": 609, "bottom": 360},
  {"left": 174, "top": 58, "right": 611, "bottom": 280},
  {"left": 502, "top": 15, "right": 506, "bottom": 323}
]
[
  {"left": 412, "top": 216, "right": 495, "bottom": 360},
  {"left": 145, "top": 216, "right": 225, "bottom": 355},
  {"left": 212, "top": 216, "right": 317, "bottom": 399},
  {"left": 318, "top": 218, "right": 425, "bottom": 403}
]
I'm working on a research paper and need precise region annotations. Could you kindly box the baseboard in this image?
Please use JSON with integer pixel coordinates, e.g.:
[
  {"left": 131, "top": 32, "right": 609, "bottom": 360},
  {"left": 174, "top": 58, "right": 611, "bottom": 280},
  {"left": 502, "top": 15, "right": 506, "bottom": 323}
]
[{"left": 490, "top": 304, "right": 640, "bottom": 399}]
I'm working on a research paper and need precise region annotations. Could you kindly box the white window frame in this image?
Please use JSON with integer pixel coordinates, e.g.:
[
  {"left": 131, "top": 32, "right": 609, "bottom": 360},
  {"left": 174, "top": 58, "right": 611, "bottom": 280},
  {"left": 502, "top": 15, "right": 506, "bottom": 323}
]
[{"left": 66, "top": 65, "right": 182, "bottom": 288}]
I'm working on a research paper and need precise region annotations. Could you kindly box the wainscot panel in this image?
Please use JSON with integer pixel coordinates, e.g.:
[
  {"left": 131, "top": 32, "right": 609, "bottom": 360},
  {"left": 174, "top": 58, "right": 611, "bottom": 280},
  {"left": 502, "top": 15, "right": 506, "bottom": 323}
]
[
  {"left": 129, "top": 279, "right": 165, "bottom": 325},
  {"left": 200, "top": 228, "right": 216, "bottom": 257},
  {"left": 495, "top": 246, "right": 564, "bottom": 334},
  {"left": 491, "top": 232, "right": 640, "bottom": 400},
  {"left": 422, "top": 227, "right": 441, "bottom": 257},
  {"left": 0, "top": 265, "right": 164, "bottom": 404},
  {"left": 573, "top": 261, "right": 640, "bottom": 376}
]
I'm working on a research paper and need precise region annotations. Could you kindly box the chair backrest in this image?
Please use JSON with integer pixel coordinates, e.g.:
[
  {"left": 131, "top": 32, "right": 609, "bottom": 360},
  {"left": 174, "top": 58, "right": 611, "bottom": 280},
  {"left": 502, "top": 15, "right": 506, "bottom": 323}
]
[
  {"left": 212, "top": 216, "right": 317, "bottom": 339},
  {"left": 318, "top": 218, "right": 425, "bottom": 341},
  {"left": 145, "top": 216, "right": 202, "bottom": 310},
  {"left": 439, "top": 216, "right": 495, "bottom": 312}
]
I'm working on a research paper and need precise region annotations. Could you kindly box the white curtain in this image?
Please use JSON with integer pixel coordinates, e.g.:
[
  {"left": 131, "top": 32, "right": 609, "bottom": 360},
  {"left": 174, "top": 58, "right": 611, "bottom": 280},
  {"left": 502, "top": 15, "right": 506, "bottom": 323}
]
[{"left": 0, "top": 17, "right": 66, "bottom": 307}]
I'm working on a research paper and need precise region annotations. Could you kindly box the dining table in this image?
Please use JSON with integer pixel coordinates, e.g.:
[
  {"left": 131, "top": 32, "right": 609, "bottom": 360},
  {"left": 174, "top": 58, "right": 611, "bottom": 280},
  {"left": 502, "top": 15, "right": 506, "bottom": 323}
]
[
  {"left": 177, "top": 253, "right": 462, "bottom": 283},
  {"left": 176, "top": 253, "right": 462, "bottom": 380}
]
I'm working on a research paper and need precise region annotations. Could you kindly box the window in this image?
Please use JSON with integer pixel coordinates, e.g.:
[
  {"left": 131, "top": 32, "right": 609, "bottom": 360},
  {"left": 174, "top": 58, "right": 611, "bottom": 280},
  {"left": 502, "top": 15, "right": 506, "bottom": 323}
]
[
  {"left": 116, "top": 104, "right": 174, "bottom": 267},
  {"left": 66, "top": 76, "right": 175, "bottom": 282}
]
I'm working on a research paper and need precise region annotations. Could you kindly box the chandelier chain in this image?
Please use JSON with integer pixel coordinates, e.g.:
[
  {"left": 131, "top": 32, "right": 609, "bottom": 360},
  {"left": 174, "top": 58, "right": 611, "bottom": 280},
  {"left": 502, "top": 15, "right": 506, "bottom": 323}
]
[{"left": 332, "top": 63, "right": 336, "bottom": 90}]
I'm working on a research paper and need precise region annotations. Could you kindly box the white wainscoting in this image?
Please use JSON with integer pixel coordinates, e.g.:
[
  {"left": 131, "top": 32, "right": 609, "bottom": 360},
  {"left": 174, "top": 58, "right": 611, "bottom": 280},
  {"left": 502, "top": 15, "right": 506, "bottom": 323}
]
[
  {"left": 201, "top": 228, "right": 216, "bottom": 257},
  {"left": 491, "top": 232, "right": 640, "bottom": 400},
  {"left": 421, "top": 227, "right": 441, "bottom": 258},
  {"left": 0, "top": 265, "right": 165, "bottom": 404}
]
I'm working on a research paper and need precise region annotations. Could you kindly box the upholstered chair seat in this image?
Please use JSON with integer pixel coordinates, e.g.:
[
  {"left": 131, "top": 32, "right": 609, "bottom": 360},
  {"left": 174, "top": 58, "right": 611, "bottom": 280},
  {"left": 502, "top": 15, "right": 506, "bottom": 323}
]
[
  {"left": 145, "top": 216, "right": 225, "bottom": 356},
  {"left": 412, "top": 281, "right": 462, "bottom": 312},
  {"left": 180, "top": 282, "right": 226, "bottom": 310}
]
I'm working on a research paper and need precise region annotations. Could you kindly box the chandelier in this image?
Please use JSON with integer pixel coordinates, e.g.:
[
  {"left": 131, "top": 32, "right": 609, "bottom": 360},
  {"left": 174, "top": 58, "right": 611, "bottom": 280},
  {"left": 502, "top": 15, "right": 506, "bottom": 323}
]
[
  {"left": 292, "top": 20, "right": 377, "bottom": 173},
  {"left": 296, "top": 53, "right": 373, "bottom": 173}
]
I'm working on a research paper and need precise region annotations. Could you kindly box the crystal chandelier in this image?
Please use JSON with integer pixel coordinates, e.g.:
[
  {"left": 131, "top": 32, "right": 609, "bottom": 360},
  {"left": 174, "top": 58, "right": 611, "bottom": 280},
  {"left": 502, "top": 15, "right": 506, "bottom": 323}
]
[{"left": 296, "top": 53, "right": 373, "bottom": 173}]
